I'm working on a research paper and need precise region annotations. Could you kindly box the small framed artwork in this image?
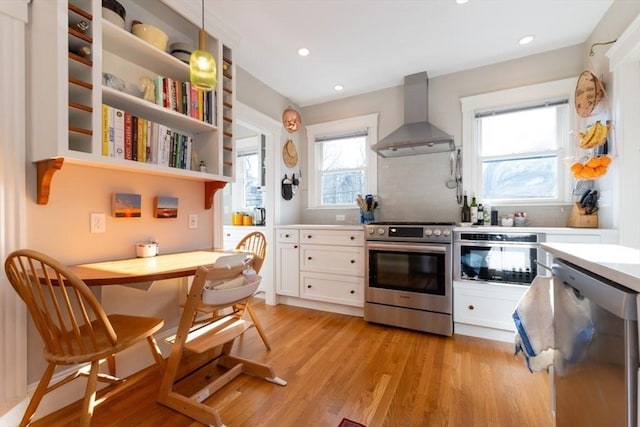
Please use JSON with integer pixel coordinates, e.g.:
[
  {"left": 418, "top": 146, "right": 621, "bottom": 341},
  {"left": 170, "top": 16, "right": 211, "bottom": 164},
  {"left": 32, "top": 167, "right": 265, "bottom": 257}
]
[
  {"left": 112, "top": 193, "right": 142, "bottom": 218},
  {"left": 154, "top": 196, "right": 178, "bottom": 218}
]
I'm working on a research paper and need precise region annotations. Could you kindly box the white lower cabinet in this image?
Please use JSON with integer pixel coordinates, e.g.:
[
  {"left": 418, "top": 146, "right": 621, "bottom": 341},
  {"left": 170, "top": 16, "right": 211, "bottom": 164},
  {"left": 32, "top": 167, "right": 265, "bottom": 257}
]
[
  {"left": 453, "top": 281, "right": 527, "bottom": 343},
  {"left": 300, "top": 272, "right": 362, "bottom": 307},
  {"left": 275, "top": 229, "right": 299, "bottom": 297},
  {"left": 275, "top": 226, "right": 364, "bottom": 313}
]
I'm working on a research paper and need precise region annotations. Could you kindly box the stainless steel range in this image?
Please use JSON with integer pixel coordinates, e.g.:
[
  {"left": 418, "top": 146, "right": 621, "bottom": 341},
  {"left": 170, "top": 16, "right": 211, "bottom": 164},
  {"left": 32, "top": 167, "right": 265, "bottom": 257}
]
[{"left": 364, "top": 222, "right": 454, "bottom": 336}]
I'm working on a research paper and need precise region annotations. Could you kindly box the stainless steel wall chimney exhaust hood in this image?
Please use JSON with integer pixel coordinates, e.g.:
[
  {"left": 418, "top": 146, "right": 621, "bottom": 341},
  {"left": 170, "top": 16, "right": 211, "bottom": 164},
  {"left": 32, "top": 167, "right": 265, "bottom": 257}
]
[{"left": 372, "top": 72, "right": 454, "bottom": 158}]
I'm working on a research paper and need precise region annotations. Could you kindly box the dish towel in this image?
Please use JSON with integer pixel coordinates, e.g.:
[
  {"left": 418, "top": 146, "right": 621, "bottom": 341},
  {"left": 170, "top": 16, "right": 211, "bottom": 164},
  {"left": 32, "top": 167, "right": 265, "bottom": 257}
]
[
  {"left": 513, "top": 275, "right": 555, "bottom": 372},
  {"left": 553, "top": 280, "right": 595, "bottom": 377}
]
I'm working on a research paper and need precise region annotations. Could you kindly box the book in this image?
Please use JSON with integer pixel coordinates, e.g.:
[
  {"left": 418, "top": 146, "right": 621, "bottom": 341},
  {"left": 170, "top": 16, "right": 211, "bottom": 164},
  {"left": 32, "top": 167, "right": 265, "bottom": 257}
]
[
  {"left": 157, "top": 124, "right": 171, "bottom": 167},
  {"left": 102, "top": 104, "right": 110, "bottom": 157},
  {"left": 131, "top": 115, "right": 138, "bottom": 161},
  {"left": 181, "top": 82, "right": 188, "bottom": 115},
  {"left": 154, "top": 75, "right": 164, "bottom": 107},
  {"left": 113, "top": 108, "right": 125, "bottom": 159},
  {"left": 137, "top": 117, "right": 146, "bottom": 163},
  {"left": 124, "top": 112, "right": 133, "bottom": 160},
  {"left": 149, "top": 122, "right": 159, "bottom": 164},
  {"left": 189, "top": 84, "right": 198, "bottom": 119},
  {"left": 198, "top": 89, "right": 204, "bottom": 121},
  {"left": 145, "top": 119, "right": 152, "bottom": 163}
]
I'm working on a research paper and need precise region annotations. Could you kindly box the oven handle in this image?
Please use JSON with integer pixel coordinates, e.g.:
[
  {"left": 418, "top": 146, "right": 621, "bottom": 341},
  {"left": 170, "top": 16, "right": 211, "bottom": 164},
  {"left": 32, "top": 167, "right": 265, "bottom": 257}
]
[{"left": 366, "top": 242, "right": 448, "bottom": 254}]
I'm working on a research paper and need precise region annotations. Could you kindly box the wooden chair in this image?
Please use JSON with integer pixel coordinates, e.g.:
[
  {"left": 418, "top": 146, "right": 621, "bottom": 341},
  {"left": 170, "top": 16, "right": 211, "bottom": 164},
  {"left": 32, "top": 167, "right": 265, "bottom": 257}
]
[
  {"left": 158, "top": 262, "right": 286, "bottom": 426},
  {"left": 4, "top": 249, "right": 165, "bottom": 427},
  {"left": 192, "top": 231, "right": 271, "bottom": 350}
]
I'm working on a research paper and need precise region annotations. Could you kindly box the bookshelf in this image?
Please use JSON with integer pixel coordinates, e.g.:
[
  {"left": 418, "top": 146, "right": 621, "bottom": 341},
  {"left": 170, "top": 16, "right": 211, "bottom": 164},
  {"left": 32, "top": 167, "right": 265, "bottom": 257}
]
[{"left": 29, "top": 0, "right": 235, "bottom": 208}]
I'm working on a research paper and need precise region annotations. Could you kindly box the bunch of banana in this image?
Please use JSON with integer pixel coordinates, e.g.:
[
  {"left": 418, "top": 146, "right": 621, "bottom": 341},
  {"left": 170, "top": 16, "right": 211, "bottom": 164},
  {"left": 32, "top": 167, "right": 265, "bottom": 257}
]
[{"left": 579, "top": 120, "right": 608, "bottom": 149}]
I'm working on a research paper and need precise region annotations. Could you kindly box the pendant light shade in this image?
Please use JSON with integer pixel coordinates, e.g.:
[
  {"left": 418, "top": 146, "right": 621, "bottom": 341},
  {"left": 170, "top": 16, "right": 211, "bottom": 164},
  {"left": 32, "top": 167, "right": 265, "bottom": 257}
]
[{"left": 190, "top": 1, "right": 216, "bottom": 91}]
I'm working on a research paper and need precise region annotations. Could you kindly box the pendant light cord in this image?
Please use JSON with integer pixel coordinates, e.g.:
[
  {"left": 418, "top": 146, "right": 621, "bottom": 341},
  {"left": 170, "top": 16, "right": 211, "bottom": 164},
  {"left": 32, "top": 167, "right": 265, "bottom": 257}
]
[{"left": 201, "top": 0, "right": 205, "bottom": 30}]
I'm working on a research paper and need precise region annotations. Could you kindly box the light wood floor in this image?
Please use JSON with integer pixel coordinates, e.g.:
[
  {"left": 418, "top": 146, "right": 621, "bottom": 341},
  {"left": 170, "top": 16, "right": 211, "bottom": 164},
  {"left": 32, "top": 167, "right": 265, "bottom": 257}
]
[{"left": 33, "top": 301, "right": 552, "bottom": 427}]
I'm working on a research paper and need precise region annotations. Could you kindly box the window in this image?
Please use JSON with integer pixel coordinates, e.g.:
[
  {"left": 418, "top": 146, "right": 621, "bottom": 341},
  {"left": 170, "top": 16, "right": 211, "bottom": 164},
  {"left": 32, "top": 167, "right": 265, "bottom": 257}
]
[
  {"left": 461, "top": 78, "right": 576, "bottom": 205},
  {"left": 306, "top": 114, "right": 378, "bottom": 208}
]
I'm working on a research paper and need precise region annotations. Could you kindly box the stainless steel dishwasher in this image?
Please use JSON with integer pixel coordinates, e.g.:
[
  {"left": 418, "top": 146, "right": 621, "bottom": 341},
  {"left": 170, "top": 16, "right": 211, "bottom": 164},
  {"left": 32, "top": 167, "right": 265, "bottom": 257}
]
[{"left": 552, "top": 259, "right": 638, "bottom": 427}]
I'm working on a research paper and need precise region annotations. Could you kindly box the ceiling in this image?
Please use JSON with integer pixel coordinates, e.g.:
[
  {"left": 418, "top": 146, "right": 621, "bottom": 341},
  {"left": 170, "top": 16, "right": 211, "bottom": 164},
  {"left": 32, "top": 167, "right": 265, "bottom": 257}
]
[{"left": 204, "top": 0, "right": 614, "bottom": 107}]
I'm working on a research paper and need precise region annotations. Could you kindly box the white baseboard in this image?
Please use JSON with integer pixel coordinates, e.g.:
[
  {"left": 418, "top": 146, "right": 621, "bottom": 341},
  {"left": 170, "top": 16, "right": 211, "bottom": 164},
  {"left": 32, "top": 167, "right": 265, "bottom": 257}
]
[{"left": 276, "top": 296, "right": 364, "bottom": 317}]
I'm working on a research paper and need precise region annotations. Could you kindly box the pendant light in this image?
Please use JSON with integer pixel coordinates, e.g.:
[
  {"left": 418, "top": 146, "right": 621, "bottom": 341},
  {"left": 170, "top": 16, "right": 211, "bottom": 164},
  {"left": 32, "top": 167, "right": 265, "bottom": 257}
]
[{"left": 190, "top": 0, "right": 216, "bottom": 91}]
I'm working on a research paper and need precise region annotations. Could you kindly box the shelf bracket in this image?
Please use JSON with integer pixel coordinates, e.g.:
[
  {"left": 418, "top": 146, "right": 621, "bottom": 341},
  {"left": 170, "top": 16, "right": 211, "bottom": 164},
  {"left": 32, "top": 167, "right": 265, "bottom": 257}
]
[
  {"left": 36, "top": 158, "right": 64, "bottom": 205},
  {"left": 204, "top": 180, "right": 227, "bottom": 210}
]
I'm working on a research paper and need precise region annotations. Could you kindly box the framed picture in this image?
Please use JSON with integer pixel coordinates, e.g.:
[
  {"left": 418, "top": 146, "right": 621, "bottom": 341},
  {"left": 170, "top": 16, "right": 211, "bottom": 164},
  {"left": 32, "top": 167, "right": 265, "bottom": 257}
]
[
  {"left": 112, "top": 193, "right": 141, "bottom": 218},
  {"left": 154, "top": 196, "right": 178, "bottom": 218}
]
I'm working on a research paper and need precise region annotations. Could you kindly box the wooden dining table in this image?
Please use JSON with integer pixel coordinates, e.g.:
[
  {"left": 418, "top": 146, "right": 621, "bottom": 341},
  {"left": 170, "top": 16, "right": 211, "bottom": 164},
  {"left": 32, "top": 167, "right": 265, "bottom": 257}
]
[{"left": 67, "top": 250, "right": 237, "bottom": 286}]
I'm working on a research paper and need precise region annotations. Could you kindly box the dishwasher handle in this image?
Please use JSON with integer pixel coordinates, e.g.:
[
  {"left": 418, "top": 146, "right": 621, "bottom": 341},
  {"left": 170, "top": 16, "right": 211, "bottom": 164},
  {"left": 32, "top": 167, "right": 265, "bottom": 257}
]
[{"left": 552, "top": 259, "right": 637, "bottom": 321}]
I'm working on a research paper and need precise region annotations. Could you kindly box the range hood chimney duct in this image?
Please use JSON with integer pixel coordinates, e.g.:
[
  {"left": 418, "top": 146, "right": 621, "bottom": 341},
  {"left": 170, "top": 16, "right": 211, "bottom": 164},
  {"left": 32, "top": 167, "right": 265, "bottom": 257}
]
[{"left": 372, "top": 72, "right": 455, "bottom": 158}]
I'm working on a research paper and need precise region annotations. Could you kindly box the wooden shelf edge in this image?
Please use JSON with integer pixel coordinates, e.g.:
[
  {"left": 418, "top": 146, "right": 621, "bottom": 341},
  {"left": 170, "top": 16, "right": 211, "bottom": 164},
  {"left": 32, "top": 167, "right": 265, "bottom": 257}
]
[
  {"left": 204, "top": 180, "right": 227, "bottom": 210},
  {"left": 36, "top": 158, "right": 64, "bottom": 205}
]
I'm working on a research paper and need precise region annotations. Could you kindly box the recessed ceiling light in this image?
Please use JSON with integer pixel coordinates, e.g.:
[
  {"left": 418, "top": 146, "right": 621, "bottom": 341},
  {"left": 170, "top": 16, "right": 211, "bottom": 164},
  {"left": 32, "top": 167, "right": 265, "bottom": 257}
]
[
  {"left": 519, "top": 35, "right": 534, "bottom": 45},
  {"left": 456, "top": 0, "right": 469, "bottom": 4},
  {"left": 298, "top": 48, "right": 310, "bottom": 57},
  {"left": 334, "top": 84, "right": 344, "bottom": 91}
]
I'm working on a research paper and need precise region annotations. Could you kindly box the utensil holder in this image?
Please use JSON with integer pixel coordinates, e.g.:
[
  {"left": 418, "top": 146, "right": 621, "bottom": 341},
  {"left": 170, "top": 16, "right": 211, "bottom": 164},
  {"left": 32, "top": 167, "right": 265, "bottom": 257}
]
[{"left": 360, "top": 209, "right": 375, "bottom": 224}]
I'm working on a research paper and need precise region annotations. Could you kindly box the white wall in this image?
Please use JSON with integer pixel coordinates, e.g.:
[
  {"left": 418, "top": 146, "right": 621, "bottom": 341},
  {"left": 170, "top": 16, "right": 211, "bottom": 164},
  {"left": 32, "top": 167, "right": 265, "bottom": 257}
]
[{"left": 301, "top": 45, "right": 584, "bottom": 226}]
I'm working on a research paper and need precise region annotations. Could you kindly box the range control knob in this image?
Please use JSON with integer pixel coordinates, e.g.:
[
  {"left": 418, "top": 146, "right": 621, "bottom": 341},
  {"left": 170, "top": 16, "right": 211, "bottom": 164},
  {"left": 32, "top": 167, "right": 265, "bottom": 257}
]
[
  {"left": 433, "top": 229, "right": 442, "bottom": 236},
  {"left": 367, "top": 227, "right": 375, "bottom": 234},
  {"left": 424, "top": 228, "right": 433, "bottom": 236},
  {"left": 442, "top": 229, "right": 451, "bottom": 237},
  {"left": 377, "top": 228, "right": 385, "bottom": 235}
]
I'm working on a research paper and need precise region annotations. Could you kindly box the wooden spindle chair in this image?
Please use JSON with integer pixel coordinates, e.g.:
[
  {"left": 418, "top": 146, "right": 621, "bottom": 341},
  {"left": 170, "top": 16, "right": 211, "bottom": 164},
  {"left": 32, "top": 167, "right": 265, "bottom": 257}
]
[{"left": 4, "top": 249, "right": 165, "bottom": 427}]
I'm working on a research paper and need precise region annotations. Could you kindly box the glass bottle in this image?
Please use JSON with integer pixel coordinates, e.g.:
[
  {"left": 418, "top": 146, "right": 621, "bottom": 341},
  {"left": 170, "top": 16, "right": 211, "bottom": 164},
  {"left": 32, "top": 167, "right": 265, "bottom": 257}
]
[
  {"left": 470, "top": 196, "right": 478, "bottom": 225},
  {"left": 477, "top": 204, "right": 484, "bottom": 225},
  {"left": 461, "top": 193, "right": 471, "bottom": 223}
]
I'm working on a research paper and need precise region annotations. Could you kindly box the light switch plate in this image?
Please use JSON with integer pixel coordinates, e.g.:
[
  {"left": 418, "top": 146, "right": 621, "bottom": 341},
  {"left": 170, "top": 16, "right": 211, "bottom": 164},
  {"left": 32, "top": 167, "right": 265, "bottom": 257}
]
[
  {"left": 189, "top": 214, "right": 198, "bottom": 229},
  {"left": 90, "top": 212, "right": 106, "bottom": 233}
]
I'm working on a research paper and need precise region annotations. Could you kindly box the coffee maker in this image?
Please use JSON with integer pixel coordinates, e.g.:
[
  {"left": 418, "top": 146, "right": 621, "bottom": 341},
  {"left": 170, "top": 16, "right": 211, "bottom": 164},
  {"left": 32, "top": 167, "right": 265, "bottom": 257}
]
[{"left": 253, "top": 207, "right": 266, "bottom": 226}]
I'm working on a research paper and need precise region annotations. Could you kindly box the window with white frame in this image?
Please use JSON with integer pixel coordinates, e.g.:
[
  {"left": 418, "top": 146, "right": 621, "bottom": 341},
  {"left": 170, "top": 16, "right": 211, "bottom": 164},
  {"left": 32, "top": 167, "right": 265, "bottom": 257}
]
[
  {"left": 306, "top": 113, "right": 378, "bottom": 208},
  {"left": 460, "top": 78, "right": 576, "bottom": 205}
]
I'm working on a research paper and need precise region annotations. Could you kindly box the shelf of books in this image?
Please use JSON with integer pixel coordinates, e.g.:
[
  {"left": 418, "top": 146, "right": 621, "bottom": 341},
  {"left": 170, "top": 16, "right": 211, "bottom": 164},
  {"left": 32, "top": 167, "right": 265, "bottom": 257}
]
[{"left": 31, "top": 0, "right": 235, "bottom": 208}]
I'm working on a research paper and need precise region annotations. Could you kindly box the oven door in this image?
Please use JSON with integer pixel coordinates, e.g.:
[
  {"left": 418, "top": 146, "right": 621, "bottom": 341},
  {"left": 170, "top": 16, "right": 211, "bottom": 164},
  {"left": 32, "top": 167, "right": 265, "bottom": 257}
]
[
  {"left": 454, "top": 241, "right": 538, "bottom": 285},
  {"left": 366, "top": 241, "right": 452, "bottom": 314}
]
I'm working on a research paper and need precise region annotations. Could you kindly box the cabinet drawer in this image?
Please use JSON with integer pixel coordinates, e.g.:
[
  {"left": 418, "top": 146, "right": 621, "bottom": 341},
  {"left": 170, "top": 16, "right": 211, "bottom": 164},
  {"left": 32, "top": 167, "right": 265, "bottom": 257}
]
[
  {"left": 453, "top": 283, "right": 527, "bottom": 331},
  {"left": 300, "top": 272, "right": 363, "bottom": 307},
  {"left": 300, "top": 244, "right": 364, "bottom": 276},
  {"left": 300, "top": 229, "right": 363, "bottom": 246},
  {"left": 276, "top": 229, "right": 299, "bottom": 243}
]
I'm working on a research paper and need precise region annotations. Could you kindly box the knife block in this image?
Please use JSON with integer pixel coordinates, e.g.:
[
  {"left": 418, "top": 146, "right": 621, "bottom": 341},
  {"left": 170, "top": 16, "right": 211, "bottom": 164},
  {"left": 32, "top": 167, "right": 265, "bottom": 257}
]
[{"left": 567, "top": 202, "right": 598, "bottom": 228}]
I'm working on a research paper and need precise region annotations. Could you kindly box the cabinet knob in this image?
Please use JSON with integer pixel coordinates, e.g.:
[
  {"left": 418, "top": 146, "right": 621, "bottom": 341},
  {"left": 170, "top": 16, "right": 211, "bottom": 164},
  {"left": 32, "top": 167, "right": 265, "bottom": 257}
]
[
  {"left": 307, "top": 285, "right": 312, "bottom": 288},
  {"left": 308, "top": 256, "right": 312, "bottom": 260},
  {"left": 468, "top": 305, "right": 475, "bottom": 310},
  {"left": 350, "top": 290, "right": 355, "bottom": 294},
  {"left": 294, "top": 245, "right": 298, "bottom": 249},
  {"left": 350, "top": 259, "right": 355, "bottom": 264},
  {"left": 307, "top": 235, "right": 312, "bottom": 239},
  {"left": 350, "top": 236, "right": 355, "bottom": 240},
  {"left": 285, "top": 234, "right": 290, "bottom": 238}
]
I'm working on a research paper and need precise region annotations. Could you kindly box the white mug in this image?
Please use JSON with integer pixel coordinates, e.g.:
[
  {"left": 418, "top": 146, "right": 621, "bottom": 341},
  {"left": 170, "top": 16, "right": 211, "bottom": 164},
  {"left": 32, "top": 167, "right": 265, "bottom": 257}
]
[
  {"left": 501, "top": 217, "right": 513, "bottom": 227},
  {"left": 136, "top": 242, "right": 158, "bottom": 257}
]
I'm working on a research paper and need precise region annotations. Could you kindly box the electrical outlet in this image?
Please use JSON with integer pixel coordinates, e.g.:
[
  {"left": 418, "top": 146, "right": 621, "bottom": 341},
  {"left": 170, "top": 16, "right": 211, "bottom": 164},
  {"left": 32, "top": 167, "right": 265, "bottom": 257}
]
[
  {"left": 90, "top": 212, "right": 106, "bottom": 233},
  {"left": 188, "top": 214, "right": 198, "bottom": 229},
  {"left": 336, "top": 214, "right": 346, "bottom": 221}
]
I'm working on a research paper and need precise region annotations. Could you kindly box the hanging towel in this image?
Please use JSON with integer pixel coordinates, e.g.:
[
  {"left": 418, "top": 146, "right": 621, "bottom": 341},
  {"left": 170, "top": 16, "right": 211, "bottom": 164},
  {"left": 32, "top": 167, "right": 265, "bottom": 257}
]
[
  {"left": 513, "top": 275, "right": 555, "bottom": 372},
  {"left": 552, "top": 281, "right": 594, "bottom": 377}
]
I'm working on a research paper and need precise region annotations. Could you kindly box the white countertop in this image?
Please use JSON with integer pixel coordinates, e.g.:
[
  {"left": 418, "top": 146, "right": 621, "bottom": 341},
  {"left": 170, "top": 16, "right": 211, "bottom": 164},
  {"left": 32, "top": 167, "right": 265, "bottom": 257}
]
[
  {"left": 541, "top": 243, "right": 640, "bottom": 292},
  {"left": 276, "top": 224, "right": 365, "bottom": 231},
  {"left": 454, "top": 225, "right": 616, "bottom": 235}
]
